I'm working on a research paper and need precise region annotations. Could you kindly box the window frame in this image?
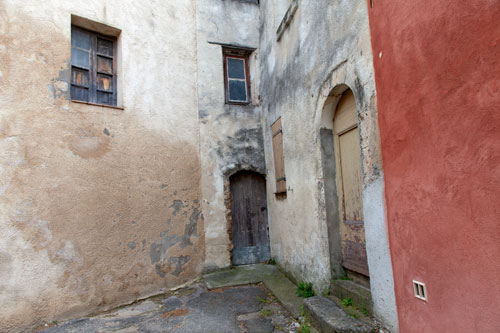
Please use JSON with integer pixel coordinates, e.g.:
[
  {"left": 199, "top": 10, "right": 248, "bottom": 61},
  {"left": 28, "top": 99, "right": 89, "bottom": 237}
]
[
  {"left": 71, "top": 25, "right": 118, "bottom": 107},
  {"left": 223, "top": 49, "right": 251, "bottom": 105}
]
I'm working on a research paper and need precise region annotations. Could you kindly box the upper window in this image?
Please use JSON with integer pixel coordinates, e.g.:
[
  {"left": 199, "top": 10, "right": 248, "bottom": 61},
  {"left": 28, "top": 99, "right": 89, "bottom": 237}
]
[
  {"left": 71, "top": 26, "right": 117, "bottom": 106},
  {"left": 223, "top": 48, "right": 251, "bottom": 104}
]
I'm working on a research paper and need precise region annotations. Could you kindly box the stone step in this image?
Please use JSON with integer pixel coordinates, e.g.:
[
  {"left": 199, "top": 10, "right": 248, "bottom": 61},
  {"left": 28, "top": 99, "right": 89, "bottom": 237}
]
[
  {"left": 330, "top": 279, "right": 373, "bottom": 315},
  {"left": 303, "top": 296, "right": 376, "bottom": 333}
]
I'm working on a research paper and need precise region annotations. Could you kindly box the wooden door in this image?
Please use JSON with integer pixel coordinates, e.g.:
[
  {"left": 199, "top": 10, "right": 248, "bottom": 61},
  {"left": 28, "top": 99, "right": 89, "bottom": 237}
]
[
  {"left": 334, "top": 90, "right": 369, "bottom": 277},
  {"left": 230, "top": 171, "right": 270, "bottom": 265}
]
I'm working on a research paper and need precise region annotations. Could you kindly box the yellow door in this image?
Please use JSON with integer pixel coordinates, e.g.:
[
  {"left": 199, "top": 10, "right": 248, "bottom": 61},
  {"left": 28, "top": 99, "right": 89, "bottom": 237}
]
[{"left": 334, "top": 90, "right": 369, "bottom": 277}]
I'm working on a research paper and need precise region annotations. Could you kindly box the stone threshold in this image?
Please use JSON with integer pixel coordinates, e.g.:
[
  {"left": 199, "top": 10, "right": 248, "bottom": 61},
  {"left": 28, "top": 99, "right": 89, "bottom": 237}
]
[{"left": 203, "top": 263, "right": 303, "bottom": 318}]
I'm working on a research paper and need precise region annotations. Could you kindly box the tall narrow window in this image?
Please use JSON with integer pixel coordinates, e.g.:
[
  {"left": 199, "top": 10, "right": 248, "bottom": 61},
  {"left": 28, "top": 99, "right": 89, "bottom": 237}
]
[
  {"left": 223, "top": 48, "right": 251, "bottom": 104},
  {"left": 71, "top": 26, "right": 117, "bottom": 106},
  {"left": 271, "top": 117, "right": 286, "bottom": 194}
]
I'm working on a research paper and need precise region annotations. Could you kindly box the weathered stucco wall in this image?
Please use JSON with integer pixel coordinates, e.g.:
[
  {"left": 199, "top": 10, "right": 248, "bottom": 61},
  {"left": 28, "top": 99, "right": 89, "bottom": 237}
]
[
  {"left": 196, "top": 0, "right": 263, "bottom": 270},
  {"left": 258, "top": 0, "right": 397, "bottom": 330},
  {"left": 368, "top": 1, "right": 500, "bottom": 331},
  {"left": 0, "top": 0, "right": 203, "bottom": 331}
]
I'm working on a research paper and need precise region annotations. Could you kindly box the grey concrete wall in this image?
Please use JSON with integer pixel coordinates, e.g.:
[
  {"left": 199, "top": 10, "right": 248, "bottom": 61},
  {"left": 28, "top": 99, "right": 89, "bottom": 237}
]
[
  {"left": 195, "top": 0, "right": 264, "bottom": 270},
  {"left": 258, "top": 0, "right": 398, "bottom": 330},
  {"left": 0, "top": 1, "right": 203, "bottom": 331}
]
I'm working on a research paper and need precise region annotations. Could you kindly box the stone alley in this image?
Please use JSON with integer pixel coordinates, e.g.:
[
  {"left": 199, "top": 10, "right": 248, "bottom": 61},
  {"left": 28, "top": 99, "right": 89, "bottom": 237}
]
[
  {"left": 37, "top": 283, "right": 304, "bottom": 333},
  {"left": 2, "top": 1, "right": 499, "bottom": 332}
]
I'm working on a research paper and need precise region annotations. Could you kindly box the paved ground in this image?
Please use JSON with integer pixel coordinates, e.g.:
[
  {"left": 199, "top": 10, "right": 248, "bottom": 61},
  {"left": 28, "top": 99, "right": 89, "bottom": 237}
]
[
  {"left": 38, "top": 283, "right": 307, "bottom": 333},
  {"left": 37, "top": 264, "right": 382, "bottom": 333},
  {"left": 203, "top": 264, "right": 304, "bottom": 318}
]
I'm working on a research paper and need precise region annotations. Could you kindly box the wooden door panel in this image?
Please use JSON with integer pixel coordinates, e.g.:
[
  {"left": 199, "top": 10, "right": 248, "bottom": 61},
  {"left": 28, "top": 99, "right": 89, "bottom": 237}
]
[
  {"left": 342, "top": 239, "right": 369, "bottom": 276},
  {"left": 230, "top": 171, "right": 270, "bottom": 265},
  {"left": 333, "top": 90, "right": 357, "bottom": 133},
  {"left": 334, "top": 90, "right": 369, "bottom": 277},
  {"left": 339, "top": 128, "right": 364, "bottom": 222}
]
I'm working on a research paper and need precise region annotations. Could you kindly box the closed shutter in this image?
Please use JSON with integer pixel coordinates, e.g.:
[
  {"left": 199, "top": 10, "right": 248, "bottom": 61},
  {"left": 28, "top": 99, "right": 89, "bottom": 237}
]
[
  {"left": 271, "top": 117, "right": 286, "bottom": 194},
  {"left": 71, "top": 26, "right": 117, "bottom": 106}
]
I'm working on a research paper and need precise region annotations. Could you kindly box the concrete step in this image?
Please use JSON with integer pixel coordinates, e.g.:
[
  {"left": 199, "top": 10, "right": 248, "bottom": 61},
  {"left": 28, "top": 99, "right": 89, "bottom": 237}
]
[
  {"left": 304, "top": 296, "right": 376, "bottom": 333},
  {"left": 330, "top": 279, "right": 373, "bottom": 315}
]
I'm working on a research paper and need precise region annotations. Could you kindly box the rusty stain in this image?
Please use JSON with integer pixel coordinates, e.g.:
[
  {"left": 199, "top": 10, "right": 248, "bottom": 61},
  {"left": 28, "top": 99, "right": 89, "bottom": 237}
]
[
  {"left": 161, "top": 308, "right": 189, "bottom": 319},
  {"left": 101, "top": 77, "right": 110, "bottom": 90},
  {"left": 210, "top": 288, "right": 224, "bottom": 293}
]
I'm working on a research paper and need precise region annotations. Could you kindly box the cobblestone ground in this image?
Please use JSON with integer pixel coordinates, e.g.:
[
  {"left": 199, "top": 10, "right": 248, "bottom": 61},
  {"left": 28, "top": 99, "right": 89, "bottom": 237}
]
[{"left": 37, "top": 283, "right": 309, "bottom": 333}]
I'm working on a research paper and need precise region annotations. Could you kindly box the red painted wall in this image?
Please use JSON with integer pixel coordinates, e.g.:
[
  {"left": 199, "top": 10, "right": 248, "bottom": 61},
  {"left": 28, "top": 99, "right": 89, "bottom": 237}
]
[{"left": 367, "top": 1, "right": 500, "bottom": 332}]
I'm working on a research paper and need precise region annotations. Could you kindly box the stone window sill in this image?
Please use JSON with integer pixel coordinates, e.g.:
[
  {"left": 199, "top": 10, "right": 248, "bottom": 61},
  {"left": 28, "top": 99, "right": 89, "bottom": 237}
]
[{"left": 71, "top": 100, "right": 124, "bottom": 110}]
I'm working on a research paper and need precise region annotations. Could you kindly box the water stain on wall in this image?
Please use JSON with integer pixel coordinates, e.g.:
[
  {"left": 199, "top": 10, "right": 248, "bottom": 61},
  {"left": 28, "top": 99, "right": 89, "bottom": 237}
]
[
  {"left": 0, "top": 6, "right": 204, "bottom": 332},
  {"left": 68, "top": 127, "right": 111, "bottom": 158}
]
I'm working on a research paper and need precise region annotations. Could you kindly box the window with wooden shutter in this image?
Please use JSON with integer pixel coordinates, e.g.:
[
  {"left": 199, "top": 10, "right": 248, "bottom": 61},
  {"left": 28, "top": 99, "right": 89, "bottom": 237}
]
[
  {"left": 71, "top": 26, "right": 117, "bottom": 106},
  {"left": 271, "top": 117, "right": 286, "bottom": 194}
]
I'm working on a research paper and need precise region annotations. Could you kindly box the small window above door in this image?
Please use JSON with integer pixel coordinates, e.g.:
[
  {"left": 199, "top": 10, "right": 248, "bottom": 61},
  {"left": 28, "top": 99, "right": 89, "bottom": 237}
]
[{"left": 223, "top": 47, "right": 252, "bottom": 104}]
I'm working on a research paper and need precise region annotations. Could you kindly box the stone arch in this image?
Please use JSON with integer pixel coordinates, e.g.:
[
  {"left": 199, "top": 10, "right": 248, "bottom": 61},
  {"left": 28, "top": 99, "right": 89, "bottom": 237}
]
[{"left": 317, "top": 83, "right": 363, "bottom": 277}]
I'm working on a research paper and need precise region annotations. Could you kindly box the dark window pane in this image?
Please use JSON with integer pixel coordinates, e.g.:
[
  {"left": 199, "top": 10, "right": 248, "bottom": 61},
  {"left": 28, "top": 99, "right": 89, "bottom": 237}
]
[
  {"left": 97, "top": 74, "right": 113, "bottom": 92},
  {"left": 71, "top": 48, "right": 89, "bottom": 68},
  {"left": 97, "top": 91, "right": 113, "bottom": 105},
  {"left": 71, "top": 29, "right": 91, "bottom": 50},
  {"left": 71, "top": 86, "right": 88, "bottom": 101},
  {"left": 71, "top": 68, "right": 89, "bottom": 87},
  {"left": 97, "top": 56, "right": 113, "bottom": 74},
  {"left": 97, "top": 38, "right": 113, "bottom": 56},
  {"left": 227, "top": 58, "right": 245, "bottom": 79},
  {"left": 228, "top": 80, "right": 247, "bottom": 102}
]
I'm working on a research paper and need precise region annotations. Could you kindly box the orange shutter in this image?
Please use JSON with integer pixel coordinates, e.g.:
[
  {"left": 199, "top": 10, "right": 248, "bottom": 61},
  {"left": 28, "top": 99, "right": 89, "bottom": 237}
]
[{"left": 271, "top": 117, "right": 286, "bottom": 194}]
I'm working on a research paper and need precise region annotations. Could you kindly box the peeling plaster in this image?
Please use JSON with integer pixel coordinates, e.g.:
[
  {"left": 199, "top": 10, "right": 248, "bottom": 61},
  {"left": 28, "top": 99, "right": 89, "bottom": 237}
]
[
  {"left": 169, "top": 200, "right": 185, "bottom": 216},
  {"left": 169, "top": 255, "right": 191, "bottom": 277},
  {"left": 0, "top": 2, "right": 204, "bottom": 331}
]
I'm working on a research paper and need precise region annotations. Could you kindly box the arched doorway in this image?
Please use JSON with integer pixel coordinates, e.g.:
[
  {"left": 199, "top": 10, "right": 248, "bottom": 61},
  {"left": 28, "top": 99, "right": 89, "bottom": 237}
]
[
  {"left": 333, "top": 89, "right": 369, "bottom": 281},
  {"left": 229, "top": 171, "right": 270, "bottom": 266}
]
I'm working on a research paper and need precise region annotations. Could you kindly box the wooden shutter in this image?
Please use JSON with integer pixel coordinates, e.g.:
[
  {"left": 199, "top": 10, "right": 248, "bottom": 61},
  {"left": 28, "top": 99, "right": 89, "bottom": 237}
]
[
  {"left": 271, "top": 117, "right": 286, "bottom": 193},
  {"left": 71, "top": 26, "right": 117, "bottom": 106}
]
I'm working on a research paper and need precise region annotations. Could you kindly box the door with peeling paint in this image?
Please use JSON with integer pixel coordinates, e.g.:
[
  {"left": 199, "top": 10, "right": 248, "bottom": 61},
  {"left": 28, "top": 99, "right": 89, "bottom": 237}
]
[
  {"left": 334, "top": 90, "right": 369, "bottom": 277},
  {"left": 230, "top": 171, "right": 270, "bottom": 265}
]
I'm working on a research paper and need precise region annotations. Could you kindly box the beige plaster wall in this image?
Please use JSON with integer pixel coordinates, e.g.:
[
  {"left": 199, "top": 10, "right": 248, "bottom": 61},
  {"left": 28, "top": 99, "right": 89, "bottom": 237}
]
[{"left": 0, "top": 0, "right": 203, "bottom": 331}]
